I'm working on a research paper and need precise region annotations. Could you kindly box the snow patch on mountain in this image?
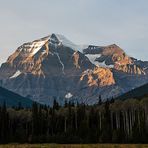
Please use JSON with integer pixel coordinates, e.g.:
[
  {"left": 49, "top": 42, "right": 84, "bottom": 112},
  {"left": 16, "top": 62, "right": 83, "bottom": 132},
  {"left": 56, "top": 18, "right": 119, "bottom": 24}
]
[
  {"left": 65, "top": 92, "right": 73, "bottom": 99},
  {"left": 10, "top": 70, "right": 21, "bottom": 79},
  {"left": 98, "top": 61, "right": 114, "bottom": 68},
  {"left": 85, "top": 54, "right": 101, "bottom": 66},
  {"left": 31, "top": 40, "right": 47, "bottom": 55},
  {"left": 55, "top": 34, "right": 77, "bottom": 49},
  {"left": 18, "top": 36, "right": 50, "bottom": 56},
  {"left": 86, "top": 54, "right": 114, "bottom": 68},
  {"left": 54, "top": 52, "right": 65, "bottom": 74}
]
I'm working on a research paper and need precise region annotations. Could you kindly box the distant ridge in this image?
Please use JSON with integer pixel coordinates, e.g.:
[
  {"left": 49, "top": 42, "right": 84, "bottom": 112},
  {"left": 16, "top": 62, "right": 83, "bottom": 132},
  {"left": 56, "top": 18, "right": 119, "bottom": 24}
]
[
  {"left": 0, "top": 86, "right": 33, "bottom": 107},
  {"left": 117, "top": 83, "right": 148, "bottom": 100}
]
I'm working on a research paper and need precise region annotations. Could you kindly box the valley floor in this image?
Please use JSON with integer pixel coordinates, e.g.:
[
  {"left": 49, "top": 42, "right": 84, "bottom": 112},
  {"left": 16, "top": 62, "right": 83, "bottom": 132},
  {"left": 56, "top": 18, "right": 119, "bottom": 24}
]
[{"left": 0, "top": 144, "right": 148, "bottom": 148}]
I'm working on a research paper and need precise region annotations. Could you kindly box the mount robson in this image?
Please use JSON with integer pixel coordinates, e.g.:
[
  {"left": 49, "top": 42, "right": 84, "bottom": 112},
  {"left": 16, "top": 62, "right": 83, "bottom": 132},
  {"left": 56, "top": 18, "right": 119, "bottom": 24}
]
[{"left": 0, "top": 33, "right": 148, "bottom": 105}]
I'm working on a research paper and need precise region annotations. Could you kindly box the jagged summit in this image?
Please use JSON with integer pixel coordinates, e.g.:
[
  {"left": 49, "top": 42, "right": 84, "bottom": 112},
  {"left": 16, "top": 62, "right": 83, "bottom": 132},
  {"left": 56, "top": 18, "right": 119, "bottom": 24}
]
[
  {"left": 1, "top": 33, "right": 82, "bottom": 78},
  {"left": 83, "top": 43, "right": 146, "bottom": 75},
  {"left": 0, "top": 33, "right": 93, "bottom": 78},
  {"left": 17, "top": 33, "right": 78, "bottom": 56}
]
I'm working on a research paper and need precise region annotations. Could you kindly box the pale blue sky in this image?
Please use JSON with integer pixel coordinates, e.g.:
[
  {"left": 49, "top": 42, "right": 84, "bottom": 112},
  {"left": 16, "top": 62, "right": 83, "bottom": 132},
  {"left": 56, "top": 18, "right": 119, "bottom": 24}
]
[{"left": 0, "top": 0, "right": 148, "bottom": 64}]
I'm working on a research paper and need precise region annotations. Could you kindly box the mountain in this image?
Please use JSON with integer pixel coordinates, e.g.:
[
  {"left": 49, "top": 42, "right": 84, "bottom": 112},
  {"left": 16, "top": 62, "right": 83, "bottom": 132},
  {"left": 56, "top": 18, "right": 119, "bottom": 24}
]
[
  {"left": 83, "top": 44, "right": 148, "bottom": 94},
  {"left": 0, "top": 86, "right": 33, "bottom": 107},
  {"left": 0, "top": 33, "right": 147, "bottom": 105},
  {"left": 116, "top": 83, "right": 148, "bottom": 100},
  {"left": 83, "top": 44, "right": 146, "bottom": 75}
]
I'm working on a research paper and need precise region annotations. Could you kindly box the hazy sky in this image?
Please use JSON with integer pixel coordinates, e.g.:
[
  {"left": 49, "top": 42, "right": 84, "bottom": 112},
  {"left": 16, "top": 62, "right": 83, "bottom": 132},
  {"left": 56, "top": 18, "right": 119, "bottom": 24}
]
[{"left": 0, "top": 0, "right": 148, "bottom": 65}]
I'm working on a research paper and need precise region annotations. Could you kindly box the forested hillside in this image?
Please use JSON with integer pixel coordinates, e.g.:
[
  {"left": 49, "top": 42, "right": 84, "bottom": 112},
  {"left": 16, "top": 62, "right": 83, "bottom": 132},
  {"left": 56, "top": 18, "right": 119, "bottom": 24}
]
[{"left": 0, "top": 97, "right": 147, "bottom": 144}]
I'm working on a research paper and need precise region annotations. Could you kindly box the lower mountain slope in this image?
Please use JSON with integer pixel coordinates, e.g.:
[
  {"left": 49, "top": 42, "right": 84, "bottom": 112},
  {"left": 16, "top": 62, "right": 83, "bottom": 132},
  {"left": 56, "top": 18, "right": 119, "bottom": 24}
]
[
  {"left": 0, "top": 86, "right": 33, "bottom": 107},
  {"left": 117, "top": 83, "right": 148, "bottom": 100}
]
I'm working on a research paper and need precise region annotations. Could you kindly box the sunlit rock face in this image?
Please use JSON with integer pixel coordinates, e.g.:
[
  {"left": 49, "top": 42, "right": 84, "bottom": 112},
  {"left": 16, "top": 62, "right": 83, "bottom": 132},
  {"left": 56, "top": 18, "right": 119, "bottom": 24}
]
[
  {"left": 83, "top": 44, "right": 146, "bottom": 75},
  {"left": 80, "top": 67, "right": 115, "bottom": 87},
  {"left": 0, "top": 34, "right": 147, "bottom": 105}
]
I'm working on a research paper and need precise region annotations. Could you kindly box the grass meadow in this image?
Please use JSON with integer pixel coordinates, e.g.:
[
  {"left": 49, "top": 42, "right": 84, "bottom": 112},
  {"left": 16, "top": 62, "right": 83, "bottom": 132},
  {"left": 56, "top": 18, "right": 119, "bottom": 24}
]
[{"left": 0, "top": 144, "right": 147, "bottom": 148}]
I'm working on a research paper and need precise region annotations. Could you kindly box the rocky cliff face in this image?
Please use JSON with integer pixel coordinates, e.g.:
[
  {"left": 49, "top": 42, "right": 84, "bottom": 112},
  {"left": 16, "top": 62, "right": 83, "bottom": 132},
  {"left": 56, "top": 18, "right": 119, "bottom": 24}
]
[
  {"left": 80, "top": 67, "right": 115, "bottom": 87},
  {"left": 0, "top": 34, "right": 147, "bottom": 105},
  {"left": 83, "top": 44, "right": 146, "bottom": 75}
]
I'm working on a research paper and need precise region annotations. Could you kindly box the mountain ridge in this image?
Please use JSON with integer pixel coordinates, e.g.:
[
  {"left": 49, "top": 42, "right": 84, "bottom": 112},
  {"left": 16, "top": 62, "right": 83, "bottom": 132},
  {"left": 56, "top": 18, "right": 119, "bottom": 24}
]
[
  {"left": 116, "top": 83, "right": 148, "bottom": 100},
  {"left": 0, "top": 33, "right": 147, "bottom": 105}
]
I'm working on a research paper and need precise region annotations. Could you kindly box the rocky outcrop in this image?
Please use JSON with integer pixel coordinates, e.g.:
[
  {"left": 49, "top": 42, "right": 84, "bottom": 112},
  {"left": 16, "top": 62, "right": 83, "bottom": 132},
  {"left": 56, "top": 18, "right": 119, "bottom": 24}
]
[
  {"left": 72, "top": 51, "right": 80, "bottom": 69},
  {"left": 80, "top": 67, "right": 115, "bottom": 87},
  {"left": 114, "top": 64, "right": 145, "bottom": 75}
]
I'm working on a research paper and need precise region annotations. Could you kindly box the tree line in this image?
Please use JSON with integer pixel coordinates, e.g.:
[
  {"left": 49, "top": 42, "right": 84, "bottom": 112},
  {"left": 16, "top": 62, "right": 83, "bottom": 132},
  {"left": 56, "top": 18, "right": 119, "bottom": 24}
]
[{"left": 0, "top": 96, "right": 147, "bottom": 144}]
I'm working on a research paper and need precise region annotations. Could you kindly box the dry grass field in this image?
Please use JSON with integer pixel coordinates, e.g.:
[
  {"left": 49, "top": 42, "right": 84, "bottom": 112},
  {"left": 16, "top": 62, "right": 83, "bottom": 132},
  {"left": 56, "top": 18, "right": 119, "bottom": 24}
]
[{"left": 0, "top": 144, "right": 148, "bottom": 148}]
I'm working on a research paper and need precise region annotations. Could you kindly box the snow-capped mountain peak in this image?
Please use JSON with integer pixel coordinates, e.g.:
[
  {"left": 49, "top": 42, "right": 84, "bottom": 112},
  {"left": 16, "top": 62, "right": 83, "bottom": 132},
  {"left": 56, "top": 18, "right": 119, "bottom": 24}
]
[
  {"left": 18, "top": 35, "right": 50, "bottom": 56},
  {"left": 17, "top": 33, "right": 80, "bottom": 57}
]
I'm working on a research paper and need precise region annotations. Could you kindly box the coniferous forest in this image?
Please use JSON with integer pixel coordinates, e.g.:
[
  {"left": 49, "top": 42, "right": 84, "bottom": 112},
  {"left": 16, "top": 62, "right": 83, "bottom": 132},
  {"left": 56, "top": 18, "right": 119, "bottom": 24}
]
[{"left": 0, "top": 97, "right": 148, "bottom": 144}]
